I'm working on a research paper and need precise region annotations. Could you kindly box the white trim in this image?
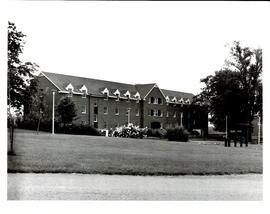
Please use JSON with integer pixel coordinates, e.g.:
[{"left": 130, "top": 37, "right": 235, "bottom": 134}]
[
  {"left": 179, "top": 98, "right": 184, "bottom": 104},
  {"left": 124, "top": 90, "right": 131, "bottom": 97},
  {"left": 58, "top": 90, "right": 82, "bottom": 95},
  {"left": 134, "top": 91, "right": 141, "bottom": 99},
  {"left": 143, "top": 83, "right": 167, "bottom": 101},
  {"left": 101, "top": 88, "right": 109, "bottom": 95},
  {"left": 79, "top": 85, "right": 88, "bottom": 94},
  {"left": 113, "top": 89, "right": 120, "bottom": 96},
  {"left": 185, "top": 98, "right": 191, "bottom": 104},
  {"left": 40, "top": 71, "right": 62, "bottom": 91},
  {"left": 172, "top": 97, "right": 177, "bottom": 103},
  {"left": 65, "top": 83, "right": 74, "bottom": 91}
]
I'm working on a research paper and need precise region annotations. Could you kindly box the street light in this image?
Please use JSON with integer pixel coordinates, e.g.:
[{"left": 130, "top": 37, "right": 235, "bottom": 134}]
[
  {"left": 51, "top": 89, "right": 57, "bottom": 134},
  {"left": 127, "top": 108, "right": 131, "bottom": 125}
]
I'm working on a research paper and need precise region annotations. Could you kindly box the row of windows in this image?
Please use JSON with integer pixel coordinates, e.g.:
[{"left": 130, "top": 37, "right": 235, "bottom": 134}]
[
  {"left": 94, "top": 106, "right": 140, "bottom": 117},
  {"left": 149, "top": 109, "right": 184, "bottom": 118},
  {"left": 149, "top": 97, "right": 163, "bottom": 105}
]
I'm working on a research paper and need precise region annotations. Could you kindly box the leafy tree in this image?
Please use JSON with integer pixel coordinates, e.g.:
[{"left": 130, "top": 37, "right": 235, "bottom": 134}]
[
  {"left": 22, "top": 77, "right": 49, "bottom": 132},
  {"left": 8, "top": 21, "right": 38, "bottom": 109},
  {"left": 8, "top": 21, "right": 38, "bottom": 154},
  {"left": 195, "top": 42, "right": 262, "bottom": 134},
  {"left": 56, "top": 97, "right": 77, "bottom": 128}
]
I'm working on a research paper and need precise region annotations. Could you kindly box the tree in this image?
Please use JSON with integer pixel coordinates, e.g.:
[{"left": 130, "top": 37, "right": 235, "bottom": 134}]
[
  {"left": 8, "top": 21, "right": 38, "bottom": 154},
  {"left": 56, "top": 97, "right": 77, "bottom": 129},
  {"left": 8, "top": 22, "right": 38, "bottom": 109},
  {"left": 22, "top": 77, "right": 49, "bottom": 133},
  {"left": 195, "top": 42, "right": 262, "bottom": 136}
]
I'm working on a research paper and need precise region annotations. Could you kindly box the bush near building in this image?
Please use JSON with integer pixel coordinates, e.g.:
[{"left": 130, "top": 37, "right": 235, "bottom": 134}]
[{"left": 167, "top": 127, "right": 189, "bottom": 142}]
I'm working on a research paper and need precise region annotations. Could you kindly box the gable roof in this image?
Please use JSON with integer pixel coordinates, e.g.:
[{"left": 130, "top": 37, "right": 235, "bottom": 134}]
[
  {"left": 40, "top": 71, "right": 194, "bottom": 101},
  {"left": 41, "top": 72, "right": 137, "bottom": 97},
  {"left": 161, "top": 89, "right": 194, "bottom": 101}
]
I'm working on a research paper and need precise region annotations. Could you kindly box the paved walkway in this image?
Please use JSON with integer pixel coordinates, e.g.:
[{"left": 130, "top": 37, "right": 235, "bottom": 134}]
[{"left": 8, "top": 173, "right": 262, "bottom": 200}]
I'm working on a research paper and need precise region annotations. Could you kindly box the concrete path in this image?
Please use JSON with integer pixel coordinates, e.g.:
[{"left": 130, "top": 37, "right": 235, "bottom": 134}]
[{"left": 8, "top": 173, "right": 262, "bottom": 200}]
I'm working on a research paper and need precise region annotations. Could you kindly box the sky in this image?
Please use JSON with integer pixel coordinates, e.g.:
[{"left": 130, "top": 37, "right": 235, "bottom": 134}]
[{"left": 6, "top": 1, "right": 267, "bottom": 95}]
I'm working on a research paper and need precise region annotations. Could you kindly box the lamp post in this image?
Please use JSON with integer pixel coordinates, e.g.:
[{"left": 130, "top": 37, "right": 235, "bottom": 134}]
[
  {"left": 127, "top": 108, "right": 131, "bottom": 125},
  {"left": 52, "top": 90, "right": 56, "bottom": 134},
  {"left": 180, "top": 112, "right": 183, "bottom": 127},
  {"left": 258, "top": 114, "right": 261, "bottom": 144}
]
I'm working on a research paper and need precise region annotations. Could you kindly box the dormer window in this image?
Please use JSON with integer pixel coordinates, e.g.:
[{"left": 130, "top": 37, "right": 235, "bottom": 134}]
[
  {"left": 80, "top": 85, "right": 88, "bottom": 98},
  {"left": 172, "top": 97, "right": 177, "bottom": 103},
  {"left": 124, "top": 90, "right": 131, "bottom": 101},
  {"left": 185, "top": 99, "right": 191, "bottom": 104},
  {"left": 114, "top": 89, "right": 120, "bottom": 101},
  {"left": 134, "top": 92, "right": 140, "bottom": 103},
  {"left": 102, "top": 88, "right": 109, "bottom": 100},
  {"left": 66, "top": 83, "right": 74, "bottom": 97},
  {"left": 179, "top": 98, "right": 184, "bottom": 104}
]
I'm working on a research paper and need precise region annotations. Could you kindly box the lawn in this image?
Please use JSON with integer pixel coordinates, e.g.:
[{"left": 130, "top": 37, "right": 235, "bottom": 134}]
[{"left": 8, "top": 129, "right": 263, "bottom": 175}]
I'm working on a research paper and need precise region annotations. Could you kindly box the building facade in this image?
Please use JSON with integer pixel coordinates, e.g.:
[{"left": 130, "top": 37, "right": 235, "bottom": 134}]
[{"left": 37, "top": 72, "right": 208, "bottom": 133}]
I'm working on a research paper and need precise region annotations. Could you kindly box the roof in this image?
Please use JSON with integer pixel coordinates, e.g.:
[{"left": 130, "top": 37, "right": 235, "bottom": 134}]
[
  {"left": 40, "top": 71, "right": 194, "bottom": 101},
  {"left": 161, "top": 89, "right": 194, "bottom": 101}
]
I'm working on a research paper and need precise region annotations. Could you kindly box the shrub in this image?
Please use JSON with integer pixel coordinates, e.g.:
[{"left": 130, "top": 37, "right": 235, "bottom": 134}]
[
  {"left": 112, "top": 123, "right": 143, "bottom": 139},
  {"left": 167, "top": 127, "right": 189, "bottom": 142},
  {"left": 56, "top": 124, "right": 100, "bottom": 136},
  {"left": 146, "top": 128, "right": 167, "bottom": 139}
]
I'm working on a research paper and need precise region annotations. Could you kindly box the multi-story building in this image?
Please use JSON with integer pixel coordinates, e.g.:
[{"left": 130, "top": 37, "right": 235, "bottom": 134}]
[{"left": 37, "top": 72, "right": 208, "bottom": 134}]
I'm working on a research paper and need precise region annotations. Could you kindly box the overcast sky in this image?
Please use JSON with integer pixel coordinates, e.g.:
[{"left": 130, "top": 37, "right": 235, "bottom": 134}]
[{"left": 7, "top": 1, "right": 268, "bottom": 94}]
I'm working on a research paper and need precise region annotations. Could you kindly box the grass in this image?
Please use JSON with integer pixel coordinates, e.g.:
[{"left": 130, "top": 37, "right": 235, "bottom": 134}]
[{"left": 8, "top": 129, "right": 262, "bottom": 176}]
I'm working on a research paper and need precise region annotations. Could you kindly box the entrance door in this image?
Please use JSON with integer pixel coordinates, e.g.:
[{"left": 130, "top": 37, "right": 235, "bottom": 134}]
[{"left": 151, "top": 122, "right": 161, "bottom": 129}]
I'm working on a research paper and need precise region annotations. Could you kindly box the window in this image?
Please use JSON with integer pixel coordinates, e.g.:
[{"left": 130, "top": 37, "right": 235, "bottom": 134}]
[
  {"left": 94, "top": 115, "right": 98, "bottom": 122},
  {"left": 150, "top": 109, "right": 154, "bottom": 116},
  {"left": 104, "top": 106, "right": 108, "bottom": 115},
  {"left": 115, "top": 107, "right": 119, "bottom": 115},
  {"left": 136, "top": 108, "right": 139, "bottom": 116},
  {"left": 157, "top": 110, "right": 162, "bottom": 117},
  {"left": 150, "top": 97, "right": 155, "bottom": 104},
  {"left": 158, "top": 98, "right": 162, "bottom": 105},
  {"left": 82, "top": 105, "right": 86, "bottom": 114},
  {"left": 94, "top": 106, "right": 98, "bottom": 114},
  {"left": 154, "top": 98, "right": 158, "bottom": 104}
]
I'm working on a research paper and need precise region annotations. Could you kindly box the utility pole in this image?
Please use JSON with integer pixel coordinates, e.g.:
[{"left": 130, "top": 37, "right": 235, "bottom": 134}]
[
  {"left": 258, "top": 114, "right": 261, "bottom": 144},
  {"left": 127, "top": 108, "right": 131, "bottom": 125},
  {"left": 52, "top": 91, "right": 55, "bottom": 134}
]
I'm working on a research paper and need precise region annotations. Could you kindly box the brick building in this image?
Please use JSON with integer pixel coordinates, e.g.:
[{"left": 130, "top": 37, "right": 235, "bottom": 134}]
[{"left": 37, "top": 72, "right": 208, "bottom": 133}]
